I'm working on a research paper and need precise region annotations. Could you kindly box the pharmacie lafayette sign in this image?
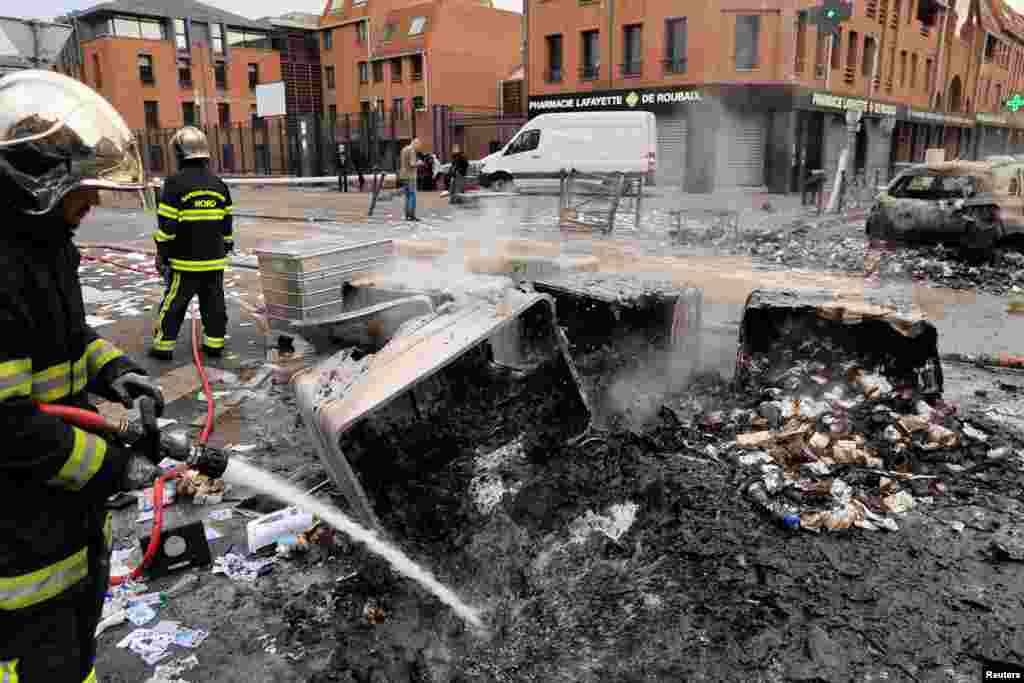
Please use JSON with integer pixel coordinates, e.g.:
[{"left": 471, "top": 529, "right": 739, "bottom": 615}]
[
  {"left": 809, "top": 91, "right": 899, "bottom": 116},
  {"left": 528, "top": 87, "right": 702, "bottom": 113}
]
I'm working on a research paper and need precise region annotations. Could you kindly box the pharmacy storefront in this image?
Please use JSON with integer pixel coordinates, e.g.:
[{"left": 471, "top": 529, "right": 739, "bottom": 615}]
[{"left": 527, "top": 86, "right": 703, "bottom": 188}]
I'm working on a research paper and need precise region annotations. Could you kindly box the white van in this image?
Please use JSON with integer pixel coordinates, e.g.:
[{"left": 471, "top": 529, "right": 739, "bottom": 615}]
[{"left": 478, "top": 111, "right": 657, "bottom": 190}]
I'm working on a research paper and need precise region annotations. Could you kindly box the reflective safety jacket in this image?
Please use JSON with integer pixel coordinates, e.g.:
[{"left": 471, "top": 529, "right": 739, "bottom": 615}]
[
  {"left": 0, "top": 227, "right": 138, "bottom": 621},
  {"left": 155, "top": 163, "right": 233, "bottom": 272}
]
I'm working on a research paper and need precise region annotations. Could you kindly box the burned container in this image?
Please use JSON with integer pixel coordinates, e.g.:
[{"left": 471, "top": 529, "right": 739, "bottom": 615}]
[
  {"left": 254, "top": 238, "right": 395, "bottom": 327},
  {"left": 291, "top": 292, "right": 592, "bottom": 531},
  {"left": 734, "top": 289, "right": 943, "bottom": 398}
]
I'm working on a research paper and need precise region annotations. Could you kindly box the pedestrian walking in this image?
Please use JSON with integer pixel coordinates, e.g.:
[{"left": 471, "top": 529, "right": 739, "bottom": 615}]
[
  {"left": 0, "top": 69, "right": 164, "bottom": 683},
  {"left": 151, "top": 126, "right": 233, "bottom": 360}
]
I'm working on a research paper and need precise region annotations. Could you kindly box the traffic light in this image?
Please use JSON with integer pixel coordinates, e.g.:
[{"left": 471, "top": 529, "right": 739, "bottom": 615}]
[{"left": 810, "top": 0, "right": 853, "bottom": 34}]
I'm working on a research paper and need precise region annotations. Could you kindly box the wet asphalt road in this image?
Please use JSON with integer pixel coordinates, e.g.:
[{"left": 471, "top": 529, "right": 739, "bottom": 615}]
[{"left": 75, "top": 194, "right": 1024, "bottom": 368}]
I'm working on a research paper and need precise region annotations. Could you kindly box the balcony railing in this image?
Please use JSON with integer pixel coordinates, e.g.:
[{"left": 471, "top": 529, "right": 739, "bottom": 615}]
[
  {"left": 620, "top": 61, "right": 642, "bottom": 77},
  {"left": 663, "top": 58, "right": 687, "bottom": 75},
  {"left": 844, "top": 66, "right": 855, "bottom": 84},
  {"left": 411, "top": 71, "right": 423, "bottom": 81},
  {"left": 545, "top": 68, "right": 563, "bottom": 83},
  {"left": 579, "top": 65, "right": 600, "bottom": 81}
]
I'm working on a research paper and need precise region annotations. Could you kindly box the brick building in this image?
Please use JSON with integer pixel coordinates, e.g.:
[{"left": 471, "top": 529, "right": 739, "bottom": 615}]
[
  {"left": 61, "top": 0, "right": 281, "bottom": 133},
  {"left": 260, "top": 13, "right": 324, "bottom": 122},
  {"left": 318, "top": 0, "right": 522, "bottom": 160},
  {"left": 526, "top": 0, "right": 1024, "bottom": 193}
]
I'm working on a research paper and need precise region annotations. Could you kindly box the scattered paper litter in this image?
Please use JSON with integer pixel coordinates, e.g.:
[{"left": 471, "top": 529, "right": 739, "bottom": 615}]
[
  {"left": 208, "top": 509, "right": 233, "bottom": 521},
  {"left": 226, "top": 444, "right": 258, "bottom": 453},
  {"left": 174, "top": 627, "right": 210, "bottom": 649},
  {"left": 137, "top": 509, "right": 156, "bottom": 523},
  {"left": 126, "top": 602, "right": 157, "bottom": 626},
  {"left": 157, "top": 418, "right": 178, "bottom": 429},
  {"left": 212, "top": 553, "right": 274, "bottom": 582},
  {"left": 81, "top": 286, "right": 124, "bottom": 304},
  {"left": 154, "top": 620, "right": 181, "bottom": 634},
  {"left": 146, "top": 654, "right": 199, "bottom": 683},
  {"left": 205, "top": 527, "right": 223, "bottom": 541},
  {"left": 117, "top": 628, "right": 175, "bottom": 665},
  {"left": 85, "top": 315, "right": 116, "bottom": 327}
]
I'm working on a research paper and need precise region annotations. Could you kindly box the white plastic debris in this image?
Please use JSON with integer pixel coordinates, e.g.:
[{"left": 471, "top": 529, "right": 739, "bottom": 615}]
[
  {"left": 568, "top": 502, "right": 639, "bottom": 544},
  {"left": 212, "top": 553, "right": 274, "bottom": 582},
  {"left": 145, "top": 654, "right": 200, "bottom": 683},
  {"left": 961, "top": 424, "right": 989, "bottom": 442}
]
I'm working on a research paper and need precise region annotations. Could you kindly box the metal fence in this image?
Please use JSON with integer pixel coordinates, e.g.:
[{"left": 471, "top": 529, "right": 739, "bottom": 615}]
[{"left": 135, "top": 106, "right": 530, "bottom": 179}]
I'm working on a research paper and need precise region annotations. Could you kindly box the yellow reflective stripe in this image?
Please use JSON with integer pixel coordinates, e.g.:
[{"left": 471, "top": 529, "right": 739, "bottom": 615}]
[
  {"left": 170, "top": 258, "right": 227, "bottom": 272},
  {"left": 84, "top": 339, "right": 124, "bottom": 380},
  {"left": 0, "top": 658, "right": 19, "bottom": 683},
  {"left": 224, "top": 205, "right": 233, "bottom": 213},
  {"left": 152, "top": 272, "right": 181, "bottom": 350},
  {"left": 48, "top": 427, "right": 106, "bottom": 491},
  {"left": 203, "top": 336, "right": 225, "bottom": 349},
  {"left": 0, "top": 359, "right": 31, "bottom": 401},
  {"left": 154, "top": 228, "right": 176, "bottom": 242},
  {"left": 0, "top": 547, "right": 88, "bottom": 610},
  {"left": 223, "top": 235, "right": 234, "bottom": 241},
  {"left": 72, "top": 356, "right": 88, "bottom": 395},
  {"left": 103, "top": 513, "right": 113, "bottom": 550},
  {"left": 31, "top": 362, "right": 71, "bottom": 403},
  {"left": 157, "top": 203, "right": 179, "bottom": 218},
  {"left": 83, "top": 667, "right": 96, "bottom": 683},
  {"left": 179, "top": 211, "right": 227, "bottom": 222},
  {"left": 183, "top": 190, "right": 226, "bottom": 202}
]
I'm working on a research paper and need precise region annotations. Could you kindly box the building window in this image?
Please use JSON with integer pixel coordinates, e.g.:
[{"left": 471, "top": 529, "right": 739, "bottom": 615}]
[
  {"left": 887, "top": 44, "right": 896, "bottom": 90},
  {"left": 328, "top": 104, "right": 337, "bottom": 122},
  {"left": 664, "top": 18, "right": 687, "bottom": 74},
  {"left": 358, "top": 61, "right": 369, "bottom": 83},
  {"left": 391, "top": 59, "right": 402, "bottom": 82},
  {"left": 393, "top": 98, "right": 404, "bottom": 119},
  {"left": 248, "top": 63, "right": 259, "bottom": 90},
  {"left": 178, "top": 58, "right": 192, "bottom": 87},
  {"left": 846, "top": 31, "right": 858, "bottom": 73},
  {"left": 910, "top": 53, "right": 918, "bottom": 88},
  {"left": 925, "top": 56, "right": 932, "bottom": 92},
  {"left": 985, "top": 35, "right": 995, "bottom": 63},
  {"left": 183, "top": 102, "right": 197, "bottom": 126},
  {"left": 622, "top": 24, "right": 641, "bottom": 77},
  {"left": 795, "top": 11, "right": 807, "bottom": 74},
  {"left": 218, "top": 103, "right": 231, "bottom": 127},
  {"left": 353, "top": 0, "right": 367, "bottom": 6},
  {"left": 900, "top": 50, "right": 907, "bottom": 87},
  {"left": 113, "top": 16, "right": 164, "bottom": 40},
  {"left": 211, "top": 24, "right": 224, "bottom": 54},
  {"left": 93, "top": 54, "right": 102, "bottom": 88},
  {"left": 144, "top": 101, "right": 159, "bottom": 128},
  {"left": 862, "top": 35, "right": 876, "bottom": 78},
  {"left": 361, "top": 100, "right": 371, "bottom": 114},
  {"left": 325, "top": 65, "right": 335, "bottom": 89},
  {"left": 374, "top": 97, "right": 384, "bottom": 112},
  {"left": 831, "top": 27, "right": 842, "bottom": 68},
  {"left": 324, "top": 29, "right": 333, "bottom": 50},
  {"left": 382, "top": 23, "right": 397, "bottom": 41},
  {"left": 580, "top": 29, "right": 600, "bottom": 80},
  {"left": 174, "top": 18, "right": 188, "bottom": 51},
  {"left": 372, "top": 61, "right": 383, "bottom": 82},
  {"left": 413, "top": 95, "right": 424, "bottom": 111},
  {"left": 356, "top": 21, "right": 367, "bottom": 44},
  {"left": 546, "top": 34, "right": 563, "bottom": 82},
  {"left": 149, "top": 145, "right": 164, "bottom": 172},
  {"left": 735, "top": 15, "right": 760, "bottom": 70},
  {"left": 411, "top": 55, "right": 423, "bottom": 80},
  {"left": 410, "top": 17, "right": 426, "bottom": 35},
  {"left": 215, "top": 61, "right": 227, "bottom": 90},
  {"left": 227, "top": 30, "right": 270, "bottom": 49},
  {"left": 995, "top": 82, "right": 1002, "bottom": 108},
  {"left": 250, "top": 104, "right": 261, "bottom": 127},
  {"left": 138, "top": 54, "right": 155, "bottom": 84}
]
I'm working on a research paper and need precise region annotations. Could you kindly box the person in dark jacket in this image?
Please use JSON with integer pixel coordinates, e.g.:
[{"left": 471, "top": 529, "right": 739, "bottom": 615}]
[
  {"left": 151, "top": 127, "right": 233, "bottom": 361},
  {"left": 0, "top": 70, "right": 165, "bottom": 683},
  {"left": 448, "top": 145, "right": 470, "bottom": 203}
]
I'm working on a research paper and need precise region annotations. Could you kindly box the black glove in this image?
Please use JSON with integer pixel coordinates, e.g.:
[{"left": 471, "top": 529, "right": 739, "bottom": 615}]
[
  {"left": 120, "top": 453, "right": 162, "bottom": 492},
  {"left": 110, "top": 372, "right": 165, "bottom": 416}
]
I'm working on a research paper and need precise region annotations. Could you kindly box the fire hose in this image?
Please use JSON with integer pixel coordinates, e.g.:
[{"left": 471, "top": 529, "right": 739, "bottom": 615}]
[{"left": 37, "top": 267, "right": 224, "bottom": 584}]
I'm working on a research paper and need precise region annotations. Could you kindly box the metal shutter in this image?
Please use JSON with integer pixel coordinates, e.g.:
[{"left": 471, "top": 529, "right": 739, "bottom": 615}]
[
  {"left": 716, "top": 115, "right": 766, "bottom": 188},
  {"left": 656, "top": 116, "right": 687, "bottom": 188}
]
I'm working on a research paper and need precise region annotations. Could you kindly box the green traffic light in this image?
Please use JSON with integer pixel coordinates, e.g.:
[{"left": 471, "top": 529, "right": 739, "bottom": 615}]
[{"left": 826, "top": 9, "right": 836, "bottom": 17}]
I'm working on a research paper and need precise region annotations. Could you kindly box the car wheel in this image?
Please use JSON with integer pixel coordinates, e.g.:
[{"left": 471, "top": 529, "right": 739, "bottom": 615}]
[{"left": 492, "top": 174, "right": 514, "bottom": 192}]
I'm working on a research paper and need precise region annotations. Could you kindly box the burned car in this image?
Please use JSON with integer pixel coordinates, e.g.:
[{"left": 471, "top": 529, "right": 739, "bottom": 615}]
[{"left": 866, "top": 160, "right": 1024, "bottom": 252}]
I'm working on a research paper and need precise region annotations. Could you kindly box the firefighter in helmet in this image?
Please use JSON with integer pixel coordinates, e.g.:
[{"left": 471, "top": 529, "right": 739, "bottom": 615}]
[
  {"left": 0, "top": 70, "right": 165, "bottom": 681},
  {"left": 151, "top": 126, "right": 233, "bottom": 360}
]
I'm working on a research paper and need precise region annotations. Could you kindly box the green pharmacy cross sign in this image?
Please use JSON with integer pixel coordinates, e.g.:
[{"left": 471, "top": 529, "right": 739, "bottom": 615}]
[
  {"left": 809, "top": 0, "right": 853, "bottom": 34},
  {"left": 1005, "top": 94, "right": 1024, "bottom": 113}
]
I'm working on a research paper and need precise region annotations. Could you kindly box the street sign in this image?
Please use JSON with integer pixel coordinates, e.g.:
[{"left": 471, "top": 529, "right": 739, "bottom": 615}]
[{"left": 810, "top": 0, "right": 853, "bottom": 34}]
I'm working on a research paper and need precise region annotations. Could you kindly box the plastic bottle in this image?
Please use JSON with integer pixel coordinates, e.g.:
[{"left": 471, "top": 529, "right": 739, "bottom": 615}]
[{"left": 747, "top": 482, "right": 801, "bottom": 530}]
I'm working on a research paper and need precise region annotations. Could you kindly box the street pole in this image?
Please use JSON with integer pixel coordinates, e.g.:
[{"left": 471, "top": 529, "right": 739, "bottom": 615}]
[{"left": 825, "top": 33, "right": 834, "bottom": 90}]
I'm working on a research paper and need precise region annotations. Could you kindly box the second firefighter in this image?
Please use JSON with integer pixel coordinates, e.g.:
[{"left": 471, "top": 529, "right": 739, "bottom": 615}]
[{"left": 151, "top": 127, "right": 233, "bottom": 360}]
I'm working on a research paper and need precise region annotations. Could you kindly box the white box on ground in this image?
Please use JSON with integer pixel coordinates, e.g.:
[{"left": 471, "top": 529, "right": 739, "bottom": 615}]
[{"left": 246, "top": 506, "right": 314, "bottom": 554}]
